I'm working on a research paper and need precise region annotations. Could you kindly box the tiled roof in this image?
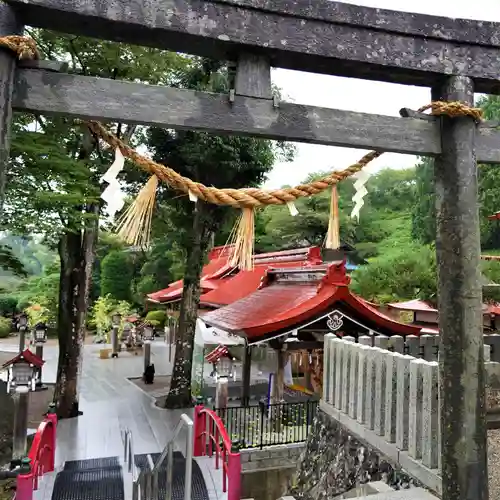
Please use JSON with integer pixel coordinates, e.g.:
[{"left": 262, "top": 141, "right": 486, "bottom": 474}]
[{"left": 202, "top": 261, "right": 422, "bottom": 341}]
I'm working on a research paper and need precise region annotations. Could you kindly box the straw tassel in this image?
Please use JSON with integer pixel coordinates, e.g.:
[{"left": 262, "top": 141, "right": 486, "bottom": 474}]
[
  {"left": 325, "top": 186, "right": 340, "bottom": 250},
  {"left": 228, "top": 207, "right": 255, "bottom": 271},
  {"left": 115, "top": 175, "right": 158, "bottom": 249}
]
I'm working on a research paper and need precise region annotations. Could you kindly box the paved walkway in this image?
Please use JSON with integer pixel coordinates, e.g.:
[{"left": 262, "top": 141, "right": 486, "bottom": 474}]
[{"left": 1, "top": 340, "right": 226, "bottom": 500}]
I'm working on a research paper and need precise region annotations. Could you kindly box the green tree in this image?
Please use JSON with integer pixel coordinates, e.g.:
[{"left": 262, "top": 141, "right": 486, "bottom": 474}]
[
  {"left": 412, "top": 95, "right": 500, "bottom": 249},
  {"left": 350, "top": 244, "right": 437, "bottom": 304},
  {"left": 253, "top": 167, "right": 417, "bottom": 259},
  {"left": 147, "top": 58, "right": 294, "bottom": 408},
  {"left": 411, "top": 158, "right": 436, "bottom": 244},
  {"left": 100, "top": 250, "right": 134, "bottom": 301},
  {"left": 3, "top": 30, "right": 188, "bottom": 417},
  {"left": 91, "top": 232, "right": 127, "bottom": 301}
]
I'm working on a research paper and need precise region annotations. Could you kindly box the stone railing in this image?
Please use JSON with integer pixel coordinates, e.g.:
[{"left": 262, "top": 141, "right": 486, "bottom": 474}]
[
  {"left": 322, "top": 333, "right": 500, "bottom": 494},
  {"left": 340, "top": 332, "right": 500, "bottom": 363},
  {"left": 323, "top": 335, "right": 440, "bottom": 470}
]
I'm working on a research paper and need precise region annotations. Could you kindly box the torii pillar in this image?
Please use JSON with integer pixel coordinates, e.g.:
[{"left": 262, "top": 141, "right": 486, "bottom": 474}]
[
  {"left": 0, "top": 4, "right": 22, "bottom": 215},
  {"left": 433, "top": 77, "right": 488, "bottom": 500}
]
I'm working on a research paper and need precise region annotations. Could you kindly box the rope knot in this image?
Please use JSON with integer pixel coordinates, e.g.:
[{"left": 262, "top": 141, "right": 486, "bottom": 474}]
[
  {"left": 0, "top": 35, "right": 39, "bottom": 60},
  {"left": 418, "top": 101, "right": 483, "bottom": 122}
]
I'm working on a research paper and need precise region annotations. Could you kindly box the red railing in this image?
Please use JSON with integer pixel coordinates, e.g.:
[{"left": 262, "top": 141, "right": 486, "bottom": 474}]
[
  {"left": 16, "top": 411, "right": 58, "bottom": 500},
  {"left": 193, "top": 405, "right": 241, "bottom": 500}
]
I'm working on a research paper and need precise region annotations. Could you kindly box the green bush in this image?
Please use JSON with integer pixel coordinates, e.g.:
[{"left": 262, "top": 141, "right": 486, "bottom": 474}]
[
  {"left": 145, "top": 310, "right": 166, "bottom": 328},
  {"left": 0, "top": 296, "right": 17, "bottom": 315},
  {"left": 0, "top": 317, "right": 11, "bottom": 338},
  {"left": 350, "top": 244, "right": 437, "bottom": 304}
]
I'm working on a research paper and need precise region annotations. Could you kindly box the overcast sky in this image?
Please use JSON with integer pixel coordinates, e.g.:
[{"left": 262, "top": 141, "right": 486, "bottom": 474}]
[{"left": 264, "top": 0, "right": 500, "bottom": 188}]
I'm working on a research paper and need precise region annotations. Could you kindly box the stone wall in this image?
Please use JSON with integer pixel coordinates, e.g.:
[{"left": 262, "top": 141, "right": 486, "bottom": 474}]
[
  {"left": 241, "top": 443, "right": 305, "bottom": 472},
  {"left": 289, "top": 408, "right": 419, "bottom": 500},
  {"left": 242, "top": 468, "right": 295, "bottom": 500},
  {"left": 240, "top": 444, "right": 305, "bottom": 500}
]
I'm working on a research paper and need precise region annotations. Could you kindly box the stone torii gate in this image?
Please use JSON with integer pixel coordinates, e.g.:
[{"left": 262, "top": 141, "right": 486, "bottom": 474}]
[{"left": 0, "top": 1, "right": 497, "bottom": 498}]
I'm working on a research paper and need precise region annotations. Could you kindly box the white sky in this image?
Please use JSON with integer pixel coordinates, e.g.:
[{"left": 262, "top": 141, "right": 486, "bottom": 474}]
[{"left": 265, "top": 0, "right": 500, "bottom": 188}]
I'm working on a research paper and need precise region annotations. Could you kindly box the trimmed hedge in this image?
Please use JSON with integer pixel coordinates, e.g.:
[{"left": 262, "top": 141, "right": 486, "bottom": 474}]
[
  {"left": 145, "top": 310, "right": 166, "bottom": 328},
  {"left": 0, "top": 317, "right": 11, "bottom": 338}
]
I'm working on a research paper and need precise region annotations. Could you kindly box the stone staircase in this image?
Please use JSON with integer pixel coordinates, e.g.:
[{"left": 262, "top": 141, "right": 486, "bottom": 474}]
[{"left": 31, "top": 452, "right": 209, "bottom": 500}]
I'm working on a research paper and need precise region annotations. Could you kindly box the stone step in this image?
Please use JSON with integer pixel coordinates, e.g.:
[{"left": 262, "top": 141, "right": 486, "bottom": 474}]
[{"left": 355, "top": 487, "right": 439, "bottom": 500}]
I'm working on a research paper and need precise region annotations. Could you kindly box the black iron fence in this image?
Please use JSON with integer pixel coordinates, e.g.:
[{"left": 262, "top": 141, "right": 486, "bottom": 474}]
[{"left": 214, "top": 399, "right": 318, "bottom": 449}]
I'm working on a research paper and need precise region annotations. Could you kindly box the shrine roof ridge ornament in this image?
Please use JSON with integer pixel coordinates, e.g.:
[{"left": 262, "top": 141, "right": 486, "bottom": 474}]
[{"left": 6, "top": 0, "right": 500, "bottom": 92}]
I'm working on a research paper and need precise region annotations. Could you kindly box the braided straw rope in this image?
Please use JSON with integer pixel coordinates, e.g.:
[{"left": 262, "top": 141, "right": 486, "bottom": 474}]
[
  {"left": 87, "top": 98, "right": 484, "bottom": 209},
  {"left": 418, "top": 101, "right": 483, "bottom": 122},
  {"left": 0, "top": 35, "right": 485, "bottom": 209},
  {"left": 0, "top": 35, "right": 39, "bottom": 60},
  {"left": 87, "top": 120, "right": 382, "bottom": 208}
]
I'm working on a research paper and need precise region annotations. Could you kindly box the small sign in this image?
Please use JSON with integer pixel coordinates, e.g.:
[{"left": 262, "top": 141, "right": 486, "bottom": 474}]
[{"left": 273, "top": 272, "right": 325, "bottom": 282}]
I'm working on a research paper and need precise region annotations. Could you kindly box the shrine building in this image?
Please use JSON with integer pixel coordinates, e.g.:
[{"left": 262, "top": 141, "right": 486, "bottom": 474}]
[{"left": 198, "top": 259, "right": 424, "bottom": 403}]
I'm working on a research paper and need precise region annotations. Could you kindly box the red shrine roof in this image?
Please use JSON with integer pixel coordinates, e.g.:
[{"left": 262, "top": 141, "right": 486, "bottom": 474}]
[
  {"left": 202, "top": 261, "right": 423, "bottom": 342},
  {"left": 200, "top": 247, "right": 322, "bottom": 307},
  {"left": 1, "top": 349, "right": 44, "bottom": 370},
  {"left": 205, "top": 345, "right": 230, "bottom": 363},
  {"left": 387, "top": 299, "right": 437, "bottom": 313},
  {"left": 388, "top": 298, "right": 500, "bottom": 317},
  {"left": 147, "top": 246, "right": 235, "bottom": 303},
  {"left": 147, "top": 245, "right": 322, "bottom": 305}
]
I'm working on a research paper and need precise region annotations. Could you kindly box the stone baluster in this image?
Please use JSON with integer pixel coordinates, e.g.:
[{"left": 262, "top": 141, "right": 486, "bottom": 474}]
[
  {"left": 341, "top": 338, "right": 355, "bottom": 413},
  {"left": 396, "top": 354, "right": 412, "bottom": 451},
  {"left": 374, "top": 334, "right": 389, "bottom": 351},
  {"left": 358, "top": 335, "right": 372, "bottom": 347},
  {"left": 328, "top": 336, "right": 337, "bottom": 404},
  {"left": 384, "top": 351, "right": 401, "bottom": 443},
  {"left": 356, "top": 344, "right": 370, "bottom": 424},
  {"left": 365, "top": 346, "right": 377, "bottom": 430},
  {"left": 484, "top": 344, "right": 491, "bottom": 362},
  {"left": 389, "top": 335, "right": 405, "bottom": 354},
  {"left": 373, "top": 347, "right": 386, "bottom": 436},
  {"left": 323, "top": 334, "right": 334, "bottom": 403},
  {"left": 484, "top": 333, "right": 500, "bottom": 362},
  {"left": 348, "top": 343, "right": 359, "bottom": 419},
  {"left": 420, "top": 334, "right": 437, "bottom": 361},
  {"left": 408, "top": 359, "right": 425, "bottom": 460},
  {"left": 334, "top": 339, "right": 344, "bottom": 410},
  {"left": 405, "top": 335, "right": 420, "bottom": 358},
  {"left": 421, "top": 361, "right": 439, "bottom": 469}
]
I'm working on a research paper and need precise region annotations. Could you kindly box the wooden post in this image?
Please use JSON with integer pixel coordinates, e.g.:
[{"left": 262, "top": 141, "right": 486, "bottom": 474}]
[
  {"left": 433, "top": 77, "right": 488, "bottom": 500},
  {"left": 0, "top": 3, "right": 21, "bottom": 215},
  {"left": 234, "top": 53, "right": 272, "bottom": 100},
  {"left": 304, "top": 351, "right": 312, "bottom": 391},
  {"left": 273, "top": 348, "right": 285, "bottom": 403},
  {"left": 241, "top": 345, "right": 252, "bottom": 407},
  {"left": 12, "top": 386, "right": 29, "bottom": 461}
]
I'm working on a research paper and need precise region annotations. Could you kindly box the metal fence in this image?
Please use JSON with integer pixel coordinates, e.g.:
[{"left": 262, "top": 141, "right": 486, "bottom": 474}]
[{"left": 214, "top": 400, "right": 318, "bottom": 449}]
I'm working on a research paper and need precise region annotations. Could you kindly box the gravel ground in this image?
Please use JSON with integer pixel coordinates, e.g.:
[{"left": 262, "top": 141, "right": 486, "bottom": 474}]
[
  {"left": 130, "top": 374, "right": 171, "bottom": 401},
  {"left": 489, "top": 430, "right": 500, "bottom": 497}
]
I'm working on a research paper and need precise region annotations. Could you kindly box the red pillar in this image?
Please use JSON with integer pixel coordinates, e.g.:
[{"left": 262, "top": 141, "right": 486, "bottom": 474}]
[{"left": 193, "top": 405, "right": 206, "bottom": 457}]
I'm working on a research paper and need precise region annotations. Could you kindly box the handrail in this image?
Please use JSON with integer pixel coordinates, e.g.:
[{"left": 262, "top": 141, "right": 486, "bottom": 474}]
[
  {"left": 16, "top": 408, "right": 58, "bottom": 500},
  {"left": 122, "top": 413, "right": 194, "bottom": 500},
  {"left": 123, "top": 429, "right": 154, "bottom": 500},
  {"left": 193, "top": 405, "right": 241, "bottom": 500},
  {"left": 196, "top": 407, "right": 233, "bottom": 455}
]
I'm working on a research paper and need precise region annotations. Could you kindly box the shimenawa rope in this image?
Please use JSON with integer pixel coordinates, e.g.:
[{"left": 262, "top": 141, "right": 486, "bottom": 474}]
[
  {"left": 0, "top": 35, "right": 39, "bottom": 60},
  {"left": 1, "top": 35, "right": 485, "bottom": 266}
]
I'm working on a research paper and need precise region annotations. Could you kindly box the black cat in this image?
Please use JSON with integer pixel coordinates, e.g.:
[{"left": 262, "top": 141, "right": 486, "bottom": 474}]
[{"left": 143, "top": 363, "right": 155, "bottom": 384}]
